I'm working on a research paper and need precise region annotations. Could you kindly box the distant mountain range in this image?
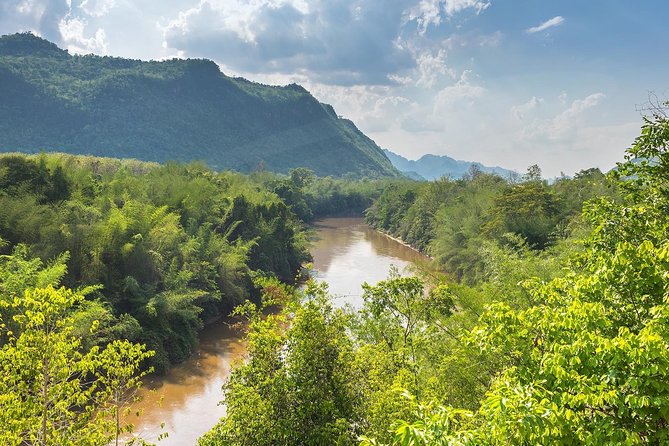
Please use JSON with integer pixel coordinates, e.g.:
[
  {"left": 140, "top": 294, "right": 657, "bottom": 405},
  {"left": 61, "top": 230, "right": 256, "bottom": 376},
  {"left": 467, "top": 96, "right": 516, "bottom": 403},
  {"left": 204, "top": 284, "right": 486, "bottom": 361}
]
[
  {"left": 0, "top": 33, "right": 398, "bottom": 178},
  {"left": 383, "top": 149, "right": 515, "bottom": 180}
]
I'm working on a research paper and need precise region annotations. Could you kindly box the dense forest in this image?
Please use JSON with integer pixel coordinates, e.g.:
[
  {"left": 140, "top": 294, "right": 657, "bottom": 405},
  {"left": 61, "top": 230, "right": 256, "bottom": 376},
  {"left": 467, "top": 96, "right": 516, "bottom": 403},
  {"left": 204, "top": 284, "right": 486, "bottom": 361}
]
[
  {"left": 0, "top": 32, "right": 398, "bottom": 178},
  {"left": 364, "top": 163, "right": 615, "bottom": 282},
  {"left": 0, "top": 153, "right": 314, "bottom": 373},
  {"left": 0, "top": 150, "right": 407, "bottom": 444},
  {"left": 1, "top": 108, "right": 668, "bottom": 445},
  {"left": 198, "top": 109, "right": 669, "bottom": 445}
]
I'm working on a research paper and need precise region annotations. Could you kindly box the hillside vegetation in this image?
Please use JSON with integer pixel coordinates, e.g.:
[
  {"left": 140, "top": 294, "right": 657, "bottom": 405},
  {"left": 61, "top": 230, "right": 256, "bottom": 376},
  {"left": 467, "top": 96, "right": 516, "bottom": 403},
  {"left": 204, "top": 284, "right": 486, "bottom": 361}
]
[{"left": 0, "top": 33, "right": 398, "bottom": 178}]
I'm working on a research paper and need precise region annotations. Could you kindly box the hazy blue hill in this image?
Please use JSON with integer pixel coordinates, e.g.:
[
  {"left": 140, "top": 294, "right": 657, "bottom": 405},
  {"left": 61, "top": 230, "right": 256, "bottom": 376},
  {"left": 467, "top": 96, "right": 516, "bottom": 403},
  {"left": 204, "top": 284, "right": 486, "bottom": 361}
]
[
  {"left": 400, "top": 170, "right": 426, "bottom": 181},
  {"left": 0, "top": 33, "right": 398, "bottom": 178},
  {"left": 383, "top": 149, "right": 515, "bottom": 180}
]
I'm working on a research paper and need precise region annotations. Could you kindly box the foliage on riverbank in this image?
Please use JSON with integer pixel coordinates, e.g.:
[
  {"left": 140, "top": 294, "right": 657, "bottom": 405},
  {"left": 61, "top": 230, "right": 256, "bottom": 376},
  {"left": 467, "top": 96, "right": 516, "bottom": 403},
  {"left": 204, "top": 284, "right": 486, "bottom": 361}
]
[
  {"left": 0, "top": 153, "right": 310, "bottom": 372},
  {"left": 364, "top": 106, "right": 669, "bottom": 445},
  {"left": 365, "top": 163, "right": 616, "bottom": 283},
  {"left": 201, "top": 109, "right": 669, "bottom": 445},
  {"left": 0, "top": 244, "right": 153, "bottom": 445},
  {"left": 251, "top": 167, "right": 405, "bottom": 222}
]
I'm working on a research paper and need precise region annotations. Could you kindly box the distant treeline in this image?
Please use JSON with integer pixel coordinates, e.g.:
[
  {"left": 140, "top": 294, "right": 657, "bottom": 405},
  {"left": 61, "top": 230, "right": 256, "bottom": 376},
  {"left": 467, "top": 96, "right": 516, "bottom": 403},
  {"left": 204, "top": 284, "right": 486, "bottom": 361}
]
[
  {"left": 256, "top": 166, "right": 401, "bottom": 221},
  {"left": 365, "top": 164, "right": 617, "bottom": 283}
]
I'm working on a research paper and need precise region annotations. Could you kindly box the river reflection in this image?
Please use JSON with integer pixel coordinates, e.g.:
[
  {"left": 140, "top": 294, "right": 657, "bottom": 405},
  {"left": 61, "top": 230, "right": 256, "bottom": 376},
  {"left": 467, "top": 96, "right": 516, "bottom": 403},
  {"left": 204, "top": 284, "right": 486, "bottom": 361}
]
[
  {"left": 130, "top": 217, "right": 427, "bottom": 445},
  {"left": 128, "top": 321, "right": 245, "bottom": 445},
  {"left": 310, "top": 217, "right": 428, "bottom": 307}
]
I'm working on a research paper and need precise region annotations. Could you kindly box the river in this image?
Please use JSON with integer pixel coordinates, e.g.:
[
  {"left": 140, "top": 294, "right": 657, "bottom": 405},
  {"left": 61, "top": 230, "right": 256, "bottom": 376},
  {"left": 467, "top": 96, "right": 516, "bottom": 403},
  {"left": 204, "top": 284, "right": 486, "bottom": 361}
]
[{"left": 129, "top": 217, "right": 428, "bottom": 445}]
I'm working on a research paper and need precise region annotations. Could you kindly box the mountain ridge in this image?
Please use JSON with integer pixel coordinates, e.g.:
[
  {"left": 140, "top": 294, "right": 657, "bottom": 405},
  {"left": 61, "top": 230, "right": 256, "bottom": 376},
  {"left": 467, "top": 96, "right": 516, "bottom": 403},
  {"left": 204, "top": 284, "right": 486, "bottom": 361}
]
[
  {"left": 383, "top": 149, "right": 515, "bottom": 180},
  {"left": 0, "top": 32, "right": 398, "bottom": 178}
]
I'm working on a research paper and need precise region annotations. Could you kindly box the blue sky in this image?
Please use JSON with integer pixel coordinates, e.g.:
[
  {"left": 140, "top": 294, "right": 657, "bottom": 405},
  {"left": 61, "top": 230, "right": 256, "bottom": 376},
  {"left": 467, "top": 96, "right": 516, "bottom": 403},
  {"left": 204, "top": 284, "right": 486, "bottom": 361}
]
[{"left": 1, "top": 0, "right": 666, "bottom": 176}]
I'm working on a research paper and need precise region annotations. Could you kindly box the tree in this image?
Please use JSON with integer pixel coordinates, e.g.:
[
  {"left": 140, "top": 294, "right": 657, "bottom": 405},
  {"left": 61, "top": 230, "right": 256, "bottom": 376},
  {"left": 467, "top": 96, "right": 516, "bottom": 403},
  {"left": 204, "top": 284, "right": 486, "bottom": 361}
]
[
  {"left": 0, "top": 285, "right": 153, "bottom": 446},
  {"left": 358, "top": 273, "right": 456, "bottom": 408},
  {"left": 199, "top": 280, "right": 361, "bottom": 446},
  {"left": 359, "top": 392, "right": 475, "bottom": 446},
  {"left": 474, "top": 105, "right": 669, "bottom": 444},
  {"left": 483, "top": 182, "right": 561, "bottom": 249},
  {"left": 0, "top": 243, "right": 68, "bottom": 343},
  {"left": 268, "top": 168, "right": 317, "bottom": 222},
  {"left": 360, "top": 107, "right": 669, "bottom": 445},
  {"left": 289, "top": 168, "right": 315, "bottom": 189},
  {"left": 361, "top": 275, "right": 428, "bottom": 365},
  {"left": 523, "top": 164, "right": 542, "bottom": 182},
  {"left": 95, "top": 340, "right": 155, "bottom": 446}
]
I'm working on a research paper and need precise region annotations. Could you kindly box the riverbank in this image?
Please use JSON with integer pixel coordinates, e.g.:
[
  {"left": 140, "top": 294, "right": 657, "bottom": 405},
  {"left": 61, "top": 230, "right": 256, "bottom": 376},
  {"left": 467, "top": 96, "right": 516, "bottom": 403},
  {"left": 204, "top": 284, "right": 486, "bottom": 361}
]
[
  {"left": 374, "top": 228, "right": 435, "bottom": 260},
  {"left": 128, "top": 217, "right": 428, "bottom": 444}
]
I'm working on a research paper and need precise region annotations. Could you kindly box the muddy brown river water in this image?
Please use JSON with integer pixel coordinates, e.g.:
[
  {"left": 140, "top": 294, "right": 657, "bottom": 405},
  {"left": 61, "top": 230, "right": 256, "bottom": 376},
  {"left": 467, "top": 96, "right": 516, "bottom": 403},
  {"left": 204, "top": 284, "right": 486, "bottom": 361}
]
[{"left": 129, "top": 217, "right": 428, "bottom": 445}]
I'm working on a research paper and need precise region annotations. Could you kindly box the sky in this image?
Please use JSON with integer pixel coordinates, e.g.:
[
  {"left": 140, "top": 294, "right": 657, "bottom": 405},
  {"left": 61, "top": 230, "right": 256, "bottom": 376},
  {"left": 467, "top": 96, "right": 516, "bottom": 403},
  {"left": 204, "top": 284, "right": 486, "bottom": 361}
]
[{"left": 1, "top": 0, "right": 667, "bottom": 176}]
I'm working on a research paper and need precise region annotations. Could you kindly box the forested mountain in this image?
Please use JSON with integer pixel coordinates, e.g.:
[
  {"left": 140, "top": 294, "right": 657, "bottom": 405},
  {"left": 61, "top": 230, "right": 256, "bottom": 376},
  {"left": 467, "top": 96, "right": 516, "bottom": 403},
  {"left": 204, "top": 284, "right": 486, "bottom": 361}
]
[
  {"left": 384, "top": 148, "right": 515, "bottom": 180},
  {"left": 0, "top": 33, "right": 398, "bottom": 178}
]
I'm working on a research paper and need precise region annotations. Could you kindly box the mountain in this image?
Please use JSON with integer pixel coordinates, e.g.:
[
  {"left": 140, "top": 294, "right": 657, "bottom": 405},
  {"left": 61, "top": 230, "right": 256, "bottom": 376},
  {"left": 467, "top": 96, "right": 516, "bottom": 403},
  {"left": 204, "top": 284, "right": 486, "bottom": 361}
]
[
  {"left": 383, "top": 149, "right": 515, "bottom": 180},
  {"left": 0, "top": 33, "right": 398, "bottom": 178}
]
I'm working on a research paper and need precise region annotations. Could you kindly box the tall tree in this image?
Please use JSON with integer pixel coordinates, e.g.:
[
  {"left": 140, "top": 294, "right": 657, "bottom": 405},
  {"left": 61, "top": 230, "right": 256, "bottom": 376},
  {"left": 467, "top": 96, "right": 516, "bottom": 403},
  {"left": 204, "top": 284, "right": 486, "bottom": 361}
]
[{"left": 0, "top": 285, "right": 153, "bottom": 446}]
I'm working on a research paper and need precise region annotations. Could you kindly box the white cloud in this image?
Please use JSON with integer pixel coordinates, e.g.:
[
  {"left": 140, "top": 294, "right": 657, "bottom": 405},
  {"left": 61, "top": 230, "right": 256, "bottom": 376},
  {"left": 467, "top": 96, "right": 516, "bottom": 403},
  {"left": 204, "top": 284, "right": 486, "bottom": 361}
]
[
  {"left": 1, "top": 0, "right": 70, "bottom": 41},
  {"left": 388, "top": 74, "right": 413, "bottom": 85},
  {"left": 162, "top": 0, "right": 415, "bottom": 85},
  {"left": 522, "top": 92, "right": 605, "bottom": 142},
  {"left": 415, "top": 49, "right": 455, "bottom": 88},
  {"left": 408, "top": 0, "right": 442, "bottom": 34},
  {"left": 362, "top": 95, "right": 413, "bottom": 132},
  {"left": 443, "top": 0, "right": 490, "bottom": 16},
  {"left": 433, "top": 69, "right": 485, "bottom": 112},
  {"left": 16, "top": 0, "right": 38, "bottom": 14},
  {"left": 162, "top": 1, "right": 251, "bottom": 43},
  {"left": 527, "top": 16, "right": 565, "bottom": 34},
  {"left": 79, "top": 0, "right": 116, "bottom": 17},
  {"left": 511, "top": 96, "right": 543, "bottom": 121},
  {"left": 478, "top": 30, "right": 502, "bottom": 47},
  {"left": 552, "top": 92, "right": 605, "bottom": 131},
  {"left": 303, "top": 82, "right": 411, "bottom": 132},
  {"left": 558, "top": 91, "right": 568, "bottom": 105},
  {"left": 58, "top": 15, "right": 108, "bottom": 53},
  {"left": 406, "top": 0, "right": 491, "bottom": 34}
]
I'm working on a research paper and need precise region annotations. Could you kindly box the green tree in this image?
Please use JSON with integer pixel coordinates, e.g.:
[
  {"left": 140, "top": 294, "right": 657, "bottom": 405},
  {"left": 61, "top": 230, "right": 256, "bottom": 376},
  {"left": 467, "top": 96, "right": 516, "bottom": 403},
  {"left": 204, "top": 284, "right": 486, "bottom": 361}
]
[
  {"left": 200, "top": 280, "right": 361, "bottom": 446},
  {"left": 523, "top": 163, "right": 542, "bottom": 182},
  {"left": 360, "top": 274, "right": 436, "bottom": 368},
  {"left": 483, "top": 181, "right": 561, "bottom": 249},
  {"left": 95, "top": 339, "right": 155, "bottom": 446},
  {"left": 359, "top": 107, "right": 669, "bottom": 445},
  {"left": 359, "top": 392, "right": 475, "bottom": 446},
  {"left": 0, "top": 285, "right": 153, "bottom": 446},
  {"left": 272, "top": 168, "right": 315, "bottom": 221}
]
